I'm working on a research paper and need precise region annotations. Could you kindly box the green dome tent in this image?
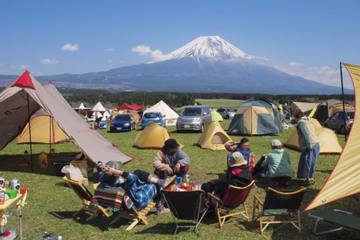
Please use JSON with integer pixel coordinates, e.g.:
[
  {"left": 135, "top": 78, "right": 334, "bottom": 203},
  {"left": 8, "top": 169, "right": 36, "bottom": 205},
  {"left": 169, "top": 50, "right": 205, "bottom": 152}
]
[{"left": 228, "top": 99, "right": 281, "bottom": 136}]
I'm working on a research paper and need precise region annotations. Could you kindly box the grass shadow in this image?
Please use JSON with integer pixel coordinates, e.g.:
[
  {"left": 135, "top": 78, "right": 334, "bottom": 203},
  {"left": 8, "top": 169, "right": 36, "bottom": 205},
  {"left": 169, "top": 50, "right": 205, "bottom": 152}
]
[{"left": 49, "top": 210, "right": 111, "bottom": 231}]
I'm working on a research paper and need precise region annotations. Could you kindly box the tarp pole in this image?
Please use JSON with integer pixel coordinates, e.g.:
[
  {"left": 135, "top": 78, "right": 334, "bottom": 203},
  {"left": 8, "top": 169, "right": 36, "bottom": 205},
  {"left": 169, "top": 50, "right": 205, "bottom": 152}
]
[
  {"left": 26, "top": 94, "right": 34, "bottom": 172},
  {"left": 49, "top": 115, "right": 52, "bottom": 153},
  {"left": 340, "top": 62, "right": 348, "bottom": 141}
]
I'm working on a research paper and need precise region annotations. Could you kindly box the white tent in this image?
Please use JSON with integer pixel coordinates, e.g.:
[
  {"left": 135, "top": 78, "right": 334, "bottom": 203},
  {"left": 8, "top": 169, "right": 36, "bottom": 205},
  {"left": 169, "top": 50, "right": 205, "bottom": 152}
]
[
  {"left": 101, "top": 111, "right": 111, "bottom": 121},
  {"left": 78, "top": 103, "right": 87, "bottom": 110},
  {"left": 92, "top": 102, "right": 106, "bottom": 112},
  {"left": 144, "top": 100, "right": 179, "bottom": 126},
  {"left": 0, "top": 71, "right": 131, "bottom": 164}
]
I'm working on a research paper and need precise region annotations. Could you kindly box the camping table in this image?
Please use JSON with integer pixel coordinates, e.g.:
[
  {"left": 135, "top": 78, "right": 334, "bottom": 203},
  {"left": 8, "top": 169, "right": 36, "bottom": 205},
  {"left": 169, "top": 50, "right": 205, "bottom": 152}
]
[{"left": 0, "top": 192, "right": 26, "bottom": 240}]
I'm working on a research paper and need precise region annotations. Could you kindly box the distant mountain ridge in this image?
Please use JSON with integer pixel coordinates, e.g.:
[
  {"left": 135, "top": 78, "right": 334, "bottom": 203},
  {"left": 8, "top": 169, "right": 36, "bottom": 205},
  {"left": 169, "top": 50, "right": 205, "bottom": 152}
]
[{"left": 0, "top": 35, "right": 347, "bottom": 94}]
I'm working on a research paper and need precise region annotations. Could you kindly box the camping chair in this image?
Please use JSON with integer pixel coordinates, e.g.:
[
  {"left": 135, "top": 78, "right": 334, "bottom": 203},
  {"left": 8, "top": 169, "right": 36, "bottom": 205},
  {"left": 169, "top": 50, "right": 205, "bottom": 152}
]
[
  {"left": 309, "top": 209, "right": 360, "bottom": 235},
  {"left": 252, "top": 187, "right": 306, "bottom": 233},
  {"left": 161, "top": 190, "right": 208, "bottom": 234},
  {"left": 208, "top": 180, "right": 255, "bottom": 229},
  {"left": 63, "top": 177, "right": 112, "bottom": 221},
  {"left": 109, "top": 200, "right": 156, "bottom": 231}
]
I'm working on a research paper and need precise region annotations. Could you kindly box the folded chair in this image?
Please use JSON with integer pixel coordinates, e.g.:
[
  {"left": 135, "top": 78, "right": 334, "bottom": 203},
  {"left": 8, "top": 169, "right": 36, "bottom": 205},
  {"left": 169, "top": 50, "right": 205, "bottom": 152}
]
[
  {"left": 309, "top": 209, "right": 360, "bottom": 235},
  {"left": 63, "top": 177, "right": 112, "bottom": 221},
  {"left": 161, "top": 190, "right": 208, "bottom": 234},
  {"left": 208, "top": 180, "right": 255, "bottom": 229},
  {"left": 252, "top": 187, "right": 306, "bottom": 233}
]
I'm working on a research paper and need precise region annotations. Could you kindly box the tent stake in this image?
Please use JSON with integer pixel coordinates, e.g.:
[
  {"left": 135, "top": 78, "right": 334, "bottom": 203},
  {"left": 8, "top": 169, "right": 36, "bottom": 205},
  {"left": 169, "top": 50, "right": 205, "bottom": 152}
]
[
  {"left": 26, "top": 94, "right": 34, "bottom": 172},
  {"left": 339, "top": 62, "right": 347, "bottom": 141}
]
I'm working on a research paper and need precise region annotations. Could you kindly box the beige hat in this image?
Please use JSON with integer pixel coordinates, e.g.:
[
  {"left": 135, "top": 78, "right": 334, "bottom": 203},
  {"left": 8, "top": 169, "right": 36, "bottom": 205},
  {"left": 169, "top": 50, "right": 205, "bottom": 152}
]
[
  {"left": 228, "top": 152, "right": 247, "bottom": 167},
  {"left": 271, "top": 139, "right": 282, "bottom": 147}
]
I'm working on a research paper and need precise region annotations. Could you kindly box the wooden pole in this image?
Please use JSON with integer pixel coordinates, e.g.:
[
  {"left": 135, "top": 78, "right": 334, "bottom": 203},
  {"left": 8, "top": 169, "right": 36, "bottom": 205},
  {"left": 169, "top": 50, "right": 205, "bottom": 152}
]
[{"left": 340, "top": 62, "right": 348, "bottom": 141}]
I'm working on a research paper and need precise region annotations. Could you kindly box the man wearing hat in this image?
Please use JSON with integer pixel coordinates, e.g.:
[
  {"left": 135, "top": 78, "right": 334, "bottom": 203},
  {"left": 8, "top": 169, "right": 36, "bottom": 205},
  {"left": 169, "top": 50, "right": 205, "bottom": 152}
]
[
  {"left": 153, "top": 139, "right": 191, "bottom": 179},
  {"left": 294, "top": 112, "right": 320, "bottom": 186},
  {"left": 201, "top": 152, "right": 252, "bottom": 198},
  {"left": 253, "top": 139, "right": 293, "bottom": 187}
]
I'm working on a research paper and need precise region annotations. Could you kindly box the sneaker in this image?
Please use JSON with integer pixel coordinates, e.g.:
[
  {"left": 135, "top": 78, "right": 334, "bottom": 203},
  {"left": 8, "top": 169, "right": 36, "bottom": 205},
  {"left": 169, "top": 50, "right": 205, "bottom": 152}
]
[{"left": 302, "top": 178, "right": 315, "bottom": 186}]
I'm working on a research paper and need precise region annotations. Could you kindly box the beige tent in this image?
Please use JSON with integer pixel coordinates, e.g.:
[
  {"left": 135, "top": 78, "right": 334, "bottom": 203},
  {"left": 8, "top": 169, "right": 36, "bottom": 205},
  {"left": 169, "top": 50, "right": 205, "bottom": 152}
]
[
  {"left": 291, "top": 101, "right": 319, "bottom": 115},
  {"left": 0, "top": 71, "right": 131, "bottom": 164},
  {"left": 306, "top": 63, "right": 359, "bottom": 210},
  {"left": 284, "top": 118, "right": 342, "bottom": 154},
  {"left": 134, "top": 123, "right": 170, "bottom": 149},
  {"left": 144, "top": 100, "right": 179, "bottom": 126},
  {"left": 328, "top": 103, "right": 354, "bottom": 117},
  {"left": 197, "top": 122, "right": 231, "bottom": 150},
  {"left": 17, "top": 110, "right": 68, "bottom": 144}
]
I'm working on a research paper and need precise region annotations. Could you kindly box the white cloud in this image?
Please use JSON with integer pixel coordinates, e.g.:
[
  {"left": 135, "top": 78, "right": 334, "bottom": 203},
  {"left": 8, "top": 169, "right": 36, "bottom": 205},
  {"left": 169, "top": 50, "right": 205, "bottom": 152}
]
[
  {"left": 106, "top": 59, "right": 113, "bottom": 64},
  {"left": 287, "top": 61, "right": 303, "bottom": 67},
  {"left": 40, "top": 58, "right": 59, "bottom": 65},
  {"left": 19, "top": 64, "right": 29, "bottom": 70},
  {"left": 104, "top": 48, "right": 114, "bottom": 52},
  {"left": 248, "top": 57, "right": 352, "bottom": 88},
  {"left": 132, "top": 44, "right": 166, "bottom": 61},
  {"left": 61, "top": 43, "right": 79, "bottom": 52}
]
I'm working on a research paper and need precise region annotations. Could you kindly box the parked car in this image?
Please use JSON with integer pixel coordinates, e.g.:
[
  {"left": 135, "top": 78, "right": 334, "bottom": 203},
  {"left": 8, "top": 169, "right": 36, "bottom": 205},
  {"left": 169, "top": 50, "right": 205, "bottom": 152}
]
[
  {"left": 324, "top": 110, "right": 354, "bottom": 134},
  {"left": 141, "top": 112, "right": 165, "bottom": 129},
  {"left": 176, "top": 105, "right": 211, "bottom": 132},
  {"left": 217, "top": 108, "right": 236, "bottom": 119},
  {"left": 110, "top": 114, "right": 136, "bottom": 132},
  {"left": 227, "top": 108, "right": 236, "bottom": 118},
  {"left": 217, "top": 108, "right": 230, "bottom": 119}
]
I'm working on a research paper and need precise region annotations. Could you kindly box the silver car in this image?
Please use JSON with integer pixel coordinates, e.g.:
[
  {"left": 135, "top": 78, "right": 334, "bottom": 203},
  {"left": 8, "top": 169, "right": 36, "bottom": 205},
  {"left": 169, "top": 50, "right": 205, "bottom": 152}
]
[{"left": 176, "top": 105, "right": 211, "bottom": 132}]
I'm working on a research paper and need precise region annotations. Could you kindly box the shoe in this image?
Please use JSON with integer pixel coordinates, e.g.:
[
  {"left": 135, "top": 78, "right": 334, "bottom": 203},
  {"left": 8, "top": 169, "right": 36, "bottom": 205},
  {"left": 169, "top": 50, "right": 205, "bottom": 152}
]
[{"left": 302, "top": 178, "right": 315, "bottom": 186}]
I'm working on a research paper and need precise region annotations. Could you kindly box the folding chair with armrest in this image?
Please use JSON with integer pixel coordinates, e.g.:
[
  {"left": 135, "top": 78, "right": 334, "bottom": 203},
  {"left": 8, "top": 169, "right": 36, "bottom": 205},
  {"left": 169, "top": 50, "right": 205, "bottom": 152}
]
[
  {"left": 252, "top": 187, "right": 306, "bottom": 233},
  {"left": 208, "top": 180, "right": 255, "bottom": 229}
]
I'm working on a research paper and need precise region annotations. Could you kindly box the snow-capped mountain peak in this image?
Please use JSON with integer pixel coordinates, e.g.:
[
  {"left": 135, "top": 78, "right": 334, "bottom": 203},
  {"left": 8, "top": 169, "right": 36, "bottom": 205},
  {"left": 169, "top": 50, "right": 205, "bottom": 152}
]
[{"left": 160, "top": 35, "right": 252, "bottom": 62}]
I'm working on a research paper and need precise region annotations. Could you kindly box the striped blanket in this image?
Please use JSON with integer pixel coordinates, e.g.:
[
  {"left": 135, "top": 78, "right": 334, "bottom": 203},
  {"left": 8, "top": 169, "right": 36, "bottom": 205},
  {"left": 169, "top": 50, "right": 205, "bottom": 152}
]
[{"left": 92, "top": 187, "right": 125, "bottom": 212}]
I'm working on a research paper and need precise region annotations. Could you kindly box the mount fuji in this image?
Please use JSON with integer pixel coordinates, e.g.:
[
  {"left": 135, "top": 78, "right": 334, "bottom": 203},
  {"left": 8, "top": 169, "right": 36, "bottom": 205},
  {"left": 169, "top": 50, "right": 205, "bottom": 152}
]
[{"left": 1, "top": 36, "right": 343, "bottom": 94}]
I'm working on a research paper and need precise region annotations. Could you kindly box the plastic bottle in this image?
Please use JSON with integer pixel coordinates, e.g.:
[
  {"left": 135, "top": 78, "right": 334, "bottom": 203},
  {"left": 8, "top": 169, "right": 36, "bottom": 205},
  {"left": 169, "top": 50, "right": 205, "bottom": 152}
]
[{"left": 0, "top": 188, "right": 5, "bottom": 205}]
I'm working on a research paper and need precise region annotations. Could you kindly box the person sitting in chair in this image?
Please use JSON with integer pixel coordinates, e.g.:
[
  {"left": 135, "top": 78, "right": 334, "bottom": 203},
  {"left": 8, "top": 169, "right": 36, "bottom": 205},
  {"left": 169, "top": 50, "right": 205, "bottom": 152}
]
[
  {"left": 201, "top": 152, "right": 253, "bottom": 199},
  {"left": 253, "top": 139, "right": 293, "bottom": 187},
  {"left": 225, "top": 138, "right": 255, "bottom": 170},
  {"left": 97, "top": 161, "right": 174, "bottom": 213},
  {"left": 153, "top": 139, "right": 190, "bottom": 180}
]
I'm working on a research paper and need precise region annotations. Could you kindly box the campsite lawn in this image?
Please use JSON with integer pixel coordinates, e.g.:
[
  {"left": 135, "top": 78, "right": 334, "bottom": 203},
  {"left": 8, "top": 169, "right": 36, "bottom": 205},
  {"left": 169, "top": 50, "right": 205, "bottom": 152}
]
[
  {"left": 0, "top": 120, "right": 359, "bottom": 240},
  {"left": 195, "top": 98, "right": 244, "bottom": 108}
]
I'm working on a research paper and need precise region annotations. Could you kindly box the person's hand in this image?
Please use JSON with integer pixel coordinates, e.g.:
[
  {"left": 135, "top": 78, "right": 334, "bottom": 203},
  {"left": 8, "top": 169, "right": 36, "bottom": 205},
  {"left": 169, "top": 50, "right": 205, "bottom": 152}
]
[
  {"left": 174, "top": 163, "right": 181, "bottom": 173},
  {"left": 166, "top": 165, "right": 173, "bottom": 175}
]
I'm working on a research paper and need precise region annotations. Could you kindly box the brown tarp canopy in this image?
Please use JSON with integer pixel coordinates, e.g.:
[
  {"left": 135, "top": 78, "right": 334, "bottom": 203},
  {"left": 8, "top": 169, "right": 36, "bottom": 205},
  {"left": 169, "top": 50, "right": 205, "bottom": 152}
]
[{"left": 0, "top": 71, "right": 131, "bottom": 164}]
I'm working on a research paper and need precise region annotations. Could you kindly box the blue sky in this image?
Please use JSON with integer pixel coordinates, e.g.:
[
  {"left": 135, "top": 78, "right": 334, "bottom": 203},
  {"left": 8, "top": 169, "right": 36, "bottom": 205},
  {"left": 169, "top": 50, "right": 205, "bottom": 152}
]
[{"left": 0, "top": 0, "right": 359, "bottom": 86}]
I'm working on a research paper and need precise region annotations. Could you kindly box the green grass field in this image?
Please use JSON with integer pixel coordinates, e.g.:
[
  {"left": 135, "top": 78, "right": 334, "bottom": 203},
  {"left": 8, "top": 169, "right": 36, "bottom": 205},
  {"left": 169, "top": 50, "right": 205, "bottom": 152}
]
[
  {"left": 195, "top": 99, "right": 244, "bottom": 108},
  {"left": 0, "top": 119, "right": 358, "bottom": 240}
]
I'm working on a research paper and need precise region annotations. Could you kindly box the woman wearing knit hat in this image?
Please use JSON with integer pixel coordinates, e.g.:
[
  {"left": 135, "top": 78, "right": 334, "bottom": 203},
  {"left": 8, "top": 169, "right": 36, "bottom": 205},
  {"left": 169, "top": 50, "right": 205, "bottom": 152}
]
[
  {"left": 253, "top": 139, "right": 293, "bottom": 187},
  {"left": 201, "top": 152, "right": 253, "bottom": 199}
]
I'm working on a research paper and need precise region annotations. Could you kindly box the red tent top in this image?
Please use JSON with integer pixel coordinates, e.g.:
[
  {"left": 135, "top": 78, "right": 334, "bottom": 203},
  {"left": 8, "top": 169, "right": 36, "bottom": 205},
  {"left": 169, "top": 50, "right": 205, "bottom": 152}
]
[
  {"left": 116, "top": 103, "right": 143, "bottom": 111},
  {"left": 11, "top": 70, "right": 35, "bottom": 89}
]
